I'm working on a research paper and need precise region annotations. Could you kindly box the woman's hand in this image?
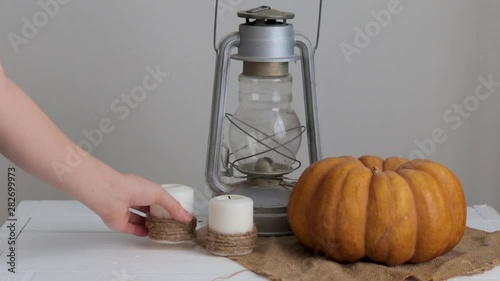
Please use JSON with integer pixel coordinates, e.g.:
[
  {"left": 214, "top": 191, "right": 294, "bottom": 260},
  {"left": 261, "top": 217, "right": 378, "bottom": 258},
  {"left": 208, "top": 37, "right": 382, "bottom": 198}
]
[{"left": 83, "top": 173, "right": 192, "bottom": 237}]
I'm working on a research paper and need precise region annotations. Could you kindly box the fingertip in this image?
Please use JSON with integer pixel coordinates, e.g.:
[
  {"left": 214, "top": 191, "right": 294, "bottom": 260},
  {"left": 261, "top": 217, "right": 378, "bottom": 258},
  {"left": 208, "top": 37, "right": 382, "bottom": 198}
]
[
  {"left": 169, "top": 207, "right": 192, "bottom": 223},
  {"left": 179, "top": 210, "right": 193, "bottom": 222},
  {"left": 132, "top": 227, "right": 149, "bottom": 237},
  {"left": 123, "top": 223, "right": 148, "bottom": 237},
  {"left": 157, "top": 189, "right": 193, "bottom": 223}
]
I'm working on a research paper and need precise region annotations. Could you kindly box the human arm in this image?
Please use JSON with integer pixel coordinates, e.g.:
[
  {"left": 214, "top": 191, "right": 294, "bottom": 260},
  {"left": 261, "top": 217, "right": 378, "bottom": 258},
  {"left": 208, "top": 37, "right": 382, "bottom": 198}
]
[{"left": 0, "top": 65, "right": 192, "bottom": 236}]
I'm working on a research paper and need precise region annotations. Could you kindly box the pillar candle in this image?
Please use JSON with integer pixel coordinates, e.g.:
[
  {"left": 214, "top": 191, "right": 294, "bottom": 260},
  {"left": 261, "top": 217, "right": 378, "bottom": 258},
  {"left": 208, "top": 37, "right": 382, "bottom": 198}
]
[
  {"left": 208, "top": 195, "right": 253, "bottom": 234},
  {"left": 150, "top": 184, "right": 194, "bottom": 218}
]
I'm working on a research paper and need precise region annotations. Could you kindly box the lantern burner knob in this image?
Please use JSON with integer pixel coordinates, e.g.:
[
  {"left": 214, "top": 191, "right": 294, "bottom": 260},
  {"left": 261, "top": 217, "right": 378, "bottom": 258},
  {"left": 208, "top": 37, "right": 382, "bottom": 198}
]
[
  {"left": 238, "top": 6, "right": 295, "bottom": 22},
  {"left": 254, "top": 157, "right": 274, "bottom": 173}
]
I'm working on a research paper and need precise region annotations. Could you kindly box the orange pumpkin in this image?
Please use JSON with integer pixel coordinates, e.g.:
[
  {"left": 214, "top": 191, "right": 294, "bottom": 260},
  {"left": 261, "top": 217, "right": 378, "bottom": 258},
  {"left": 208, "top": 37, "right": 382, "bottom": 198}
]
[{"left": 287, "top": 155, "right": 466, "bottom": 266}]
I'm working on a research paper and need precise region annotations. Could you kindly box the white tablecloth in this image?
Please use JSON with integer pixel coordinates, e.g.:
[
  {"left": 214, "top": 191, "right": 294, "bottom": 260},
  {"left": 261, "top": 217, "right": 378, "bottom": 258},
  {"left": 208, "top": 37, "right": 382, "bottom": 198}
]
[{"left": 0, "top": 201, "right": 499, "bottom": 281}]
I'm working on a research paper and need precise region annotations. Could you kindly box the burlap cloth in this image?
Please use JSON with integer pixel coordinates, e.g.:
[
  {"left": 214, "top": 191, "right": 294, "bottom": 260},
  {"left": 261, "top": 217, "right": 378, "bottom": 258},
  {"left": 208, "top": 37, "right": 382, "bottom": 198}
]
[{"left": 224, "top": 228, "right": 500, "bottom": 281}]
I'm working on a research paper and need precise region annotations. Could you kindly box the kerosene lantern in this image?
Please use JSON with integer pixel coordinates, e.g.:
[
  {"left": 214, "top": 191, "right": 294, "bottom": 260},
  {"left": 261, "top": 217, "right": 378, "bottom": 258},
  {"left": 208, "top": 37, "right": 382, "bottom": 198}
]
[{"left": 206, "top": 3, "right": 323, "bottom": 236}]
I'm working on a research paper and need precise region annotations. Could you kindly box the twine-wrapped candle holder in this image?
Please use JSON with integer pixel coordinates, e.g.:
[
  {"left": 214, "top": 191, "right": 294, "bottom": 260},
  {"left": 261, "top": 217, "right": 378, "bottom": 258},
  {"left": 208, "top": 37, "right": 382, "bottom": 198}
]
[
  {"left": 146, "top": 184, "right": 196, "bottom": 244},
  {"left": 206, "top": 195, "right": 257, "bottom": 256},
  {"left": 205, "top": 225, "right": 258, "bottom": 256},
  {"left": 145, "top": 214, "right": 197, "bottom": 244}
]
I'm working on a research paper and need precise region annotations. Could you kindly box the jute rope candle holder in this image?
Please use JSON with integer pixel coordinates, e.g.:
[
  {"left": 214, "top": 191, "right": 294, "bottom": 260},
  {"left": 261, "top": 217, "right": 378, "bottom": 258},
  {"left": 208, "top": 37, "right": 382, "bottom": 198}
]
[
  {"left": 205, "top": 225, "right": 258, "bottom": 256},
  {"left": 145, "top": 214, "right": 197, "bottom": 244}
]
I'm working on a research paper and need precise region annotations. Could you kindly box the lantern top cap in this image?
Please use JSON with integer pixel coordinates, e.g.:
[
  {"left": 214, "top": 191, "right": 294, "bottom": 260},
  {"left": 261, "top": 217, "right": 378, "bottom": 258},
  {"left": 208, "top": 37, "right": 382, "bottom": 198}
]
[{"left": 237, "top": 6, "right": 295, "bottom": 21}]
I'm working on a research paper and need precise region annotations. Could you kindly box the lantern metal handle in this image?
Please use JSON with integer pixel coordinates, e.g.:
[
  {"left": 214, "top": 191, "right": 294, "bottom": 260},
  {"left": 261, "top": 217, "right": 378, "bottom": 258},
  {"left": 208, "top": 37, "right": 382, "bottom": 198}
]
[
  {"left": 295, "top": 33, "right": 322, "bottom": 164},
  {"left": 206, "top": 32, "right": 240, "bottom": 194},
  {"left": 213, "top": 0, "right": 323, "bottom": 52}
]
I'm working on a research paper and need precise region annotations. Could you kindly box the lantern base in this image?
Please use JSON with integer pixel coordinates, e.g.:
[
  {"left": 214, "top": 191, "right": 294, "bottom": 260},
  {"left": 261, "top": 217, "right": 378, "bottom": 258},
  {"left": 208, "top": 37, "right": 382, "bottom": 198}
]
[
  {"left": 218, "top": 182, "right": 293, "bottom": 236},
  {"left": 254, "top": 206, "right": 292, "bottom": 236}
]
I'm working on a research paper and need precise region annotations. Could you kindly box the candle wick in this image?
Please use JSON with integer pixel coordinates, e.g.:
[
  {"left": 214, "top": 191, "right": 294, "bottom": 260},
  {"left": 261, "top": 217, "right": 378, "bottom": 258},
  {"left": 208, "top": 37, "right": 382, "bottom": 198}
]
[{"left": 228, "top": 196, "right": 231, "bottom": 200}]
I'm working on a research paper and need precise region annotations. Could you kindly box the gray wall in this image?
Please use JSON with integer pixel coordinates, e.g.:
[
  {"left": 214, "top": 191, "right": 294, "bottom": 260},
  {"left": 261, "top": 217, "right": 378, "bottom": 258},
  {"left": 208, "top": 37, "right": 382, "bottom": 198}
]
[{"left": 0, "top": 1, "right": 499, "bottom": 223}]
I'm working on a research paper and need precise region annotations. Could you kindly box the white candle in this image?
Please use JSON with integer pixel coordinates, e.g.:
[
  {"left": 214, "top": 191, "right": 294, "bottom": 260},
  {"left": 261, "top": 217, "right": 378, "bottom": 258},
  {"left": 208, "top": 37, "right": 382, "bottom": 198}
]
[
  {"left": 150, "top": 184, "right": 194, "bottom": 219},
  {"left": 208, "top": 195, "right": 253, "bottom": 234}
]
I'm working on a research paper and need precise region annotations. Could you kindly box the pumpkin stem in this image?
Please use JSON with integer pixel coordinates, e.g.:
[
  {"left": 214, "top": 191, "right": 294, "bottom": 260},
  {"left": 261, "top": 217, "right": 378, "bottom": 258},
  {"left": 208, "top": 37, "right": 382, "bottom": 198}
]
[{"left": 371, "top": 167, "right": 381, "bottom": 175}]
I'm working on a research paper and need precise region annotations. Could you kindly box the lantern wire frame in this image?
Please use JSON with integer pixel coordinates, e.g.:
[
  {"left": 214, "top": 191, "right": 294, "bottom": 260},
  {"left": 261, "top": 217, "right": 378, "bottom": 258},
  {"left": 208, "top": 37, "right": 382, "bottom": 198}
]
[{"left": 222, "top": 113, "right": 306, "bottom": 179}]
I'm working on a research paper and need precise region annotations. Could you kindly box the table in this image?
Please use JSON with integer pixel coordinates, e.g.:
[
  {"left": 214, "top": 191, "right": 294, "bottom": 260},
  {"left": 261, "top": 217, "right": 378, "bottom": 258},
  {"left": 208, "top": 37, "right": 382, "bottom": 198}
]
[{"left": 0, "top": 201, "right": 499, "bottom": 281}]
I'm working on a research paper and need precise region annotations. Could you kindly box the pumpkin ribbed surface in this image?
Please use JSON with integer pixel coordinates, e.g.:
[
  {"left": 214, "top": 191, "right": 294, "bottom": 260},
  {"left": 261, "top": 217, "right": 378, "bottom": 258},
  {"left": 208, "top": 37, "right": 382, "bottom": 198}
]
[{"left": 287, "top": 155, "right": 466, "bottom": 265}]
